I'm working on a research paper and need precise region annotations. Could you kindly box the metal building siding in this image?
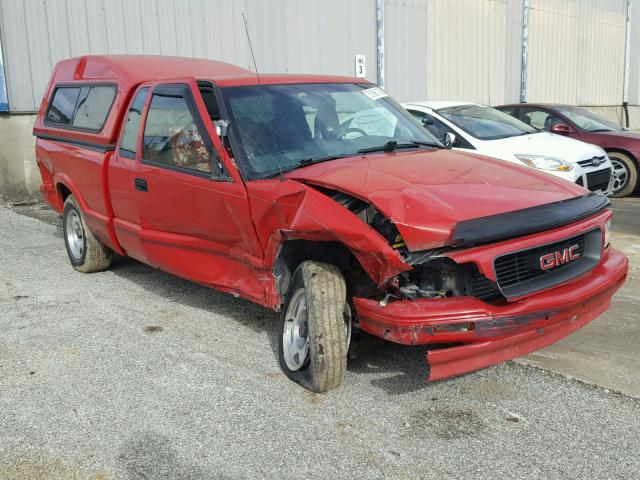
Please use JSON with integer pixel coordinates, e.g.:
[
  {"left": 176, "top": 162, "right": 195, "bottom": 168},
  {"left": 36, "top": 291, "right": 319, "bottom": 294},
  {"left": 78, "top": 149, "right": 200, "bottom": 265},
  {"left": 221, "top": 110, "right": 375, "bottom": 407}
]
[
  {"left": 505, "top": 0, "right": 525, "bottom": 104},
  {"left": 1, "top": 0, "right": 635, "bottom": 112},
  {"left": 0, "top": 0, "right": 376, "bottom": 112},
  {"left": 527, "top": 0, "right": 627, "bottom": 105},
  {"left": 629, "top": 0, "right": 640, "bottom": 104},
  {"left": 383, "top": 0, "right": 521, "bottom": 105},
  {"left": 426, "top": 0, "right": 510, "bottom": 105},
  {"left": 383, "top": 0, "right": 428, "bottom": 103}
]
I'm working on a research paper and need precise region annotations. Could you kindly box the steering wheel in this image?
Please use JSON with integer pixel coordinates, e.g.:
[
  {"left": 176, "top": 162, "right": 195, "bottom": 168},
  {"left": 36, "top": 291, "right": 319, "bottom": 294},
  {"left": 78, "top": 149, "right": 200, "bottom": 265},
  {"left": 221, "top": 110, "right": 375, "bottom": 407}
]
[{"left": 339, "top": 127, "right": 368, "bottom": 139}]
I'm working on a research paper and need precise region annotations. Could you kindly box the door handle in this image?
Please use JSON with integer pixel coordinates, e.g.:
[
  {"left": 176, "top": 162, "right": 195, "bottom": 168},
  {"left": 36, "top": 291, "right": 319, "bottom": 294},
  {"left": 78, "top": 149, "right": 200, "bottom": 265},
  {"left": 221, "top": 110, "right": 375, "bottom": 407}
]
[{"left": 135, "top": 178, "right": 148, "bottom": 192}]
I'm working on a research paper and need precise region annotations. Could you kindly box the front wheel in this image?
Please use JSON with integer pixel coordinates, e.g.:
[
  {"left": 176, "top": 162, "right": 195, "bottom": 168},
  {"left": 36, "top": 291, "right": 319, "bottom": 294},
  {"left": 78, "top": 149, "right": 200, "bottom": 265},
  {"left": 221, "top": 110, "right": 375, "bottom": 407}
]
[
  {"left": 278, "top": 261, "right": 350, "bottom": 392},
  {"left": 609, "top": 152, "right": 638, "bottom": 198}
]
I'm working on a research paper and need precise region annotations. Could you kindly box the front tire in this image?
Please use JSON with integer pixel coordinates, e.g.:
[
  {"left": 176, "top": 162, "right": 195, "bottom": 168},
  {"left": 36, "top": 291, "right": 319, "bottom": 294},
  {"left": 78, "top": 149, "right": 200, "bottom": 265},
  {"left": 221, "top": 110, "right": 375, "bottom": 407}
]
[
  {"left": 609, "top": 151, "right": 638, "bottom": 198},
  {"left": 62, "top": 195, "right": 112, "bottom": 273},
  {"left": 278, "top": 261, "right": 350, "bottom": 392}
]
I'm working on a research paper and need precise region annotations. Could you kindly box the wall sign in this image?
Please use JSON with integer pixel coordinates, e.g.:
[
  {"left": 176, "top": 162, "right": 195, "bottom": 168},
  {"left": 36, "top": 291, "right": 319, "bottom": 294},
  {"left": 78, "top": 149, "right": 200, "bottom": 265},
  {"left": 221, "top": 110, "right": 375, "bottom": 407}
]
[{"left": 355, "top": 55, "right": 366, "bottom": 79}]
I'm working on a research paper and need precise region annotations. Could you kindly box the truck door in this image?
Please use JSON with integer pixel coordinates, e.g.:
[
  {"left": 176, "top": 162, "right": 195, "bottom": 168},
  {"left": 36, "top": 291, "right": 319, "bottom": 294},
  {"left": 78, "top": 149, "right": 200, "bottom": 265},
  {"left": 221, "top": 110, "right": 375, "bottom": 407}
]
[
  {"left": 123, "top": 79, "right": 266, "bottom": 303},
  {"left": 110, "top": 85, "right": 151, "bottom": 261}
]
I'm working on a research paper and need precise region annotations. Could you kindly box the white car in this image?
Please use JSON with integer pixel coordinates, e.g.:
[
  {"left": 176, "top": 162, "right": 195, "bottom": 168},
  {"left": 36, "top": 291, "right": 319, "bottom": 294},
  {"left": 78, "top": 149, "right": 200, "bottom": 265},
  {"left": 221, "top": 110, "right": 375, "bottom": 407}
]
[{"left": 403, "top": 101, "right": 613, "bottom": 195}]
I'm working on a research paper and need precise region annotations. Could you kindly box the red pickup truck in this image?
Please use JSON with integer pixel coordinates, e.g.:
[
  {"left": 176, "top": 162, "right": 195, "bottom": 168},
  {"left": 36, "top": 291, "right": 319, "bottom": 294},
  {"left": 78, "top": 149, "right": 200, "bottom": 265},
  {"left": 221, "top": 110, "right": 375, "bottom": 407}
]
[{"left": 34, "top": 55, "right": 628, "bottom": 392}]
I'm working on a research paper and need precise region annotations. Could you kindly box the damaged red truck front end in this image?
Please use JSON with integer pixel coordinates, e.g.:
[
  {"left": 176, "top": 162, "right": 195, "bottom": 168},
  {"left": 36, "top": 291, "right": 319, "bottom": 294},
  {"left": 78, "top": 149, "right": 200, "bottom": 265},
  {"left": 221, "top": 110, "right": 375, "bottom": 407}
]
[
  {"left": 34, "top": 56, "right": 627, "bottom": 392},
  {"left": 281, "top": 150, "right": 627, "bottom": 382}
]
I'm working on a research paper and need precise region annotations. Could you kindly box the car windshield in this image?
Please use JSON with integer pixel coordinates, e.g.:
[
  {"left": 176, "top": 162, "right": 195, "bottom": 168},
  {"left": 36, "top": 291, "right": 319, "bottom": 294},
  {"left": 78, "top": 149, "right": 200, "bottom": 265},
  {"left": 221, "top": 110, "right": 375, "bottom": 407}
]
[
  {"left": 220, "top": 83, "right": 441, "bottom": 179},
  {"left": 554, "top": 105, "right": 623, "bottom": 132},
  {"left": 437, "top": 104, "right": 538, "bottom": 140}
]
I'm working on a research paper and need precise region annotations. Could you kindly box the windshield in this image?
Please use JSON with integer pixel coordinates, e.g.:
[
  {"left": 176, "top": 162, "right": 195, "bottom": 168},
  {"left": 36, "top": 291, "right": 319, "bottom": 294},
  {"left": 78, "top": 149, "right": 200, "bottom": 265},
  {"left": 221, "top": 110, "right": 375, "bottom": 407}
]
[
  {"left": 221, "top": 83, "right": 441, "bottom": 179},
  {"left": 437, "top": 104, "right": 538, "bottom": 140},
  {"left": 554, "top": 106, "right": 623, "bottom": 132}
]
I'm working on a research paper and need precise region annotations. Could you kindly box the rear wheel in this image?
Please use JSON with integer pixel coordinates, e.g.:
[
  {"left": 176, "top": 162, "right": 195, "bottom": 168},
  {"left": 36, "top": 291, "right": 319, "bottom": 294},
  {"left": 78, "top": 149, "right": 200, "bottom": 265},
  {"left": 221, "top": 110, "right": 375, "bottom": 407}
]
[
  {"left": 62, "top": 195, "right": 112, "bottom": 273},
  {"left": 608, "top": 151, "right": 638, "bottom": 198},
  {"left": 278, "top": 261, "right": 350, "bottom": 392}
]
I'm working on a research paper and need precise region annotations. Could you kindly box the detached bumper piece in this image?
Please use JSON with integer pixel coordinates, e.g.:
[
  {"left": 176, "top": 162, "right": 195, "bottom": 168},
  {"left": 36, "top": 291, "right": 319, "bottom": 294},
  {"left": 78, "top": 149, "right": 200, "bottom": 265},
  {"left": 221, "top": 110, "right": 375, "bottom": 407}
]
[
  {"left": 585, "top": 168, "right": 612, "bottom": 192},
  {"left": 353, "top": 248, "right": 628, "bottom": 381}
]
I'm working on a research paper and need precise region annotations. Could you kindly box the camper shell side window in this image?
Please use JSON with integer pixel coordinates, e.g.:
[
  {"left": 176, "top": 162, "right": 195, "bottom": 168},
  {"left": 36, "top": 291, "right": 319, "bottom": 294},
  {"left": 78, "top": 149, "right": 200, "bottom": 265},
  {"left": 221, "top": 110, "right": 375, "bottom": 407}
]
[{"left": 44, "top": 83, "right": 117, "bottom": 133}]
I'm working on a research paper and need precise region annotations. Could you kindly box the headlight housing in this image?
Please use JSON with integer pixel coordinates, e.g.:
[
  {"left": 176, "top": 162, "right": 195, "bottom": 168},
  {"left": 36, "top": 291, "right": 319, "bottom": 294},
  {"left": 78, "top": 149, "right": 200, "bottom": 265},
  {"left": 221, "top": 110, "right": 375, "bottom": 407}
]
[
  {"left": 604, "top": 219, "right": 611, "bottom": 247},
  {"left": 515, "top": 154, "right": 574, "bottom": 171}
]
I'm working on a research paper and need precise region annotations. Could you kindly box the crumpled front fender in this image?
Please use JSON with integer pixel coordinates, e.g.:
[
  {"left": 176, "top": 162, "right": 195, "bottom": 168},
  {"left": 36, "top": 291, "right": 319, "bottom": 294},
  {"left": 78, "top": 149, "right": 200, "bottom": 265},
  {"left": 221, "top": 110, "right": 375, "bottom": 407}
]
[{"left": 246, "top": 179, "right": 410, "bottom": 307}]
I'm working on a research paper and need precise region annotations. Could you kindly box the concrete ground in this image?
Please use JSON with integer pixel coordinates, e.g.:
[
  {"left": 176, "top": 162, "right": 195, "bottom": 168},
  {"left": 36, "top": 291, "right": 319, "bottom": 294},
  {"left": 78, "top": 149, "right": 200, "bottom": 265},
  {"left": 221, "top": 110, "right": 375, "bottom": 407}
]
[{"left": 1, "top": 199, "right": 639, "bottom": 480}]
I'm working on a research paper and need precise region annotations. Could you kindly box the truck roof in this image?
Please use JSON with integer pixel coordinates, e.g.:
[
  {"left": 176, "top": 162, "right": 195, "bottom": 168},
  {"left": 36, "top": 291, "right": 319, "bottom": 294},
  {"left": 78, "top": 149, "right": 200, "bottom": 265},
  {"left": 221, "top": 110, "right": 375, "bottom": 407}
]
[
  {"left": 34, "top": 54, "right": 366, "bottom": 148},
  {"left": 49, "top": 55, "right": 362, "bottom": 87}
]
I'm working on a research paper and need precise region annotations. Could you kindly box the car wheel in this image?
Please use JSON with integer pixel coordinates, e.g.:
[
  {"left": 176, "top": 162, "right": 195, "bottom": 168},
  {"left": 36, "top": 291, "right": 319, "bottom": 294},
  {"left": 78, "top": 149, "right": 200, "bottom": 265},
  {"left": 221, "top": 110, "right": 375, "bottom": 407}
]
[
  {"left": 608, "top": 152, "right": 638, "bottom": 198},
  {"left": 278, "top": 261, "right": 350, "bottom": 392},
  {"left": 62, "top": 195, "right": 112, "bottom": 273}
]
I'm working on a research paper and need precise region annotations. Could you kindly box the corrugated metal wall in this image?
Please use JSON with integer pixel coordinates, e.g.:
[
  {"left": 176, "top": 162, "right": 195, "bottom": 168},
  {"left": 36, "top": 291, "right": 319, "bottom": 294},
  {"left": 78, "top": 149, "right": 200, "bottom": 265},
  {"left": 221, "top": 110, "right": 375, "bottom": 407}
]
[
  {"left": 629, "top": 0, "right": 640, "bottom": 105},
  {"left": 0, "top": 0, "right": 636, "bottom": 112},
  {"left": 0, "top": 0, "right": 376, "bottom": 112},
  {"left": 383, "top": 0, "right": 428, "bottom": 102},
  {"left": 384, "top": 0, "right": 525, "bottom": 104},
  {"left": 429, "top": 0, "right": 519, "bottom": 105},
  {"left": 527, "top": 0, "right": 628, "bottom": 105}
]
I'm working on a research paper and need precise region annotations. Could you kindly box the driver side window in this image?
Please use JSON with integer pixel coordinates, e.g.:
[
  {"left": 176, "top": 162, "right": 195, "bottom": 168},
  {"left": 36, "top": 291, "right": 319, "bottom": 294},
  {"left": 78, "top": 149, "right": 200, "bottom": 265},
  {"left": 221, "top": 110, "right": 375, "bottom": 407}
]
[
  {"left": 409, "top": 110, "right": 447, "bottom": 140},
  {"left": 520, "top": 107, "right": 556, "bottom": 131},
  {"left": 142, "top": 92, "right": 212, "bottom": 174},
  {"left": 408, "top": 110, "right": 475, "bottom": 149}
]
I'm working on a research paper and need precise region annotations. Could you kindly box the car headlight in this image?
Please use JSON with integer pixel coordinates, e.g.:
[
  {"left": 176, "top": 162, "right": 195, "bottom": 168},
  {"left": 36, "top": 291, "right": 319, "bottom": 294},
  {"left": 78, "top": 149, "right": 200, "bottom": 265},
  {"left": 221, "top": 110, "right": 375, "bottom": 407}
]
[
  {"left": 604, "top": 219, "right": 611, "bottom": 247},
  {"left": 515, "top": 154, "right": 574, "bottom": 171}
]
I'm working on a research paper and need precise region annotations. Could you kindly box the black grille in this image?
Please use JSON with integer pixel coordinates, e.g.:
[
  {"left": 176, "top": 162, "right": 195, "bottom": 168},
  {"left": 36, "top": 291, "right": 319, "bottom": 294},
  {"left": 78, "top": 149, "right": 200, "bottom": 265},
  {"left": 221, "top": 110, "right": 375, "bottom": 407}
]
[
  {"left": 470, "top": 273, "right": 501, "bottom": 301},
  {"left": 585, "top": 168, "right": 612, "bottom": 192},
  {"left": 493, "top": 229, "right": 601, "bottom": 299},
  {"left": 495, "top": 234, "right": 586, "bottom": 288}
]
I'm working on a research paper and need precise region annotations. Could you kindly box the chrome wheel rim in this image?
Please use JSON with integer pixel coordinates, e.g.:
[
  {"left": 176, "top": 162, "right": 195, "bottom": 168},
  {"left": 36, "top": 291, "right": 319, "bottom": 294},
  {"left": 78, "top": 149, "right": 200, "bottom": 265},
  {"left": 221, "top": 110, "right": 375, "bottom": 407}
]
[
  {"left": 344, "top": 304, "right": 352, "bottom": 351},
  {"left": 283, "top": 289, "right": 309, "bottom": 371},
  {"left": 65, "top": 209, "right": 85, "bottom": 260},
  {"left": 611, "top": 158, "right": 629, "bottom": 194}
]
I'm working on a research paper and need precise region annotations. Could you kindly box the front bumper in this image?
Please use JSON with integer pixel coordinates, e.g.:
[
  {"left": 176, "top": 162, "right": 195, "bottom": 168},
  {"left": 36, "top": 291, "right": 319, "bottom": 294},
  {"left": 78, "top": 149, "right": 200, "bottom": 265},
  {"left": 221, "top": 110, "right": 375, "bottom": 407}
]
[{"left": 353, "top": 247, "right": 628, "bottom": 381}]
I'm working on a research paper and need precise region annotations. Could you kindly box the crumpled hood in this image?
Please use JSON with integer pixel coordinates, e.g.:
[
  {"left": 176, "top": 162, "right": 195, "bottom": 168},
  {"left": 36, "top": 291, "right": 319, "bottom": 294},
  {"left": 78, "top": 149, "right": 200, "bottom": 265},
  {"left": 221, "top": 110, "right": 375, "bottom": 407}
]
[
  {"left": 285, "top": 149, "right": 586, "bottom": 251},
  {"left": 482, "top": 132, "right": 604, "bottom": 162}
]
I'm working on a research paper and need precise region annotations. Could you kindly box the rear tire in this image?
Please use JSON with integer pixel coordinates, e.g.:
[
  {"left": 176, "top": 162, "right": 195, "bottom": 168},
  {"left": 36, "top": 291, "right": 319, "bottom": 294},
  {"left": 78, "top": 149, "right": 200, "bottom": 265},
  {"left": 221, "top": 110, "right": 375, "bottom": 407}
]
[
  {"left": 278, "top": 261, "right": 349, "bottom": 392},
  {"left": 608, "top": 151, "right": 638, "bottom": 198},
  {"left": 62, "top": 195, "right": 112, "bottom": 273}
]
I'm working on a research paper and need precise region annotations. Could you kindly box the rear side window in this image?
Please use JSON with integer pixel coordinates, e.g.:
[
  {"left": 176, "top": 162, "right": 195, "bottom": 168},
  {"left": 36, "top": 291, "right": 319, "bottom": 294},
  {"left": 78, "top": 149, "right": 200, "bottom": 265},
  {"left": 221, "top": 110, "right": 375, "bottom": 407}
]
[
  {"left": 46, "top": 87, "right": 81, "bottom": 125},
  {"left": 45, "top": 84, "right": 116, "bottom": 131},
  {"left": 73, "top": 86, "right": 116, "bottom": 130},
  {"left": 120, "top": 87, "right": 149, "bottom": 156},
  {"left": 142, "top": 92, "right": 212, "bottom": 174}
]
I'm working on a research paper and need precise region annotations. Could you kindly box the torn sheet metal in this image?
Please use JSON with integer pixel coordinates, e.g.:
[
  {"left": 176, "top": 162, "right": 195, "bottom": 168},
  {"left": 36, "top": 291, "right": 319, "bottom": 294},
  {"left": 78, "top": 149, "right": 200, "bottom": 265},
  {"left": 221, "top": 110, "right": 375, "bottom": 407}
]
[{"left": 247, "top": 178, "right": 411, "bottom": 308}]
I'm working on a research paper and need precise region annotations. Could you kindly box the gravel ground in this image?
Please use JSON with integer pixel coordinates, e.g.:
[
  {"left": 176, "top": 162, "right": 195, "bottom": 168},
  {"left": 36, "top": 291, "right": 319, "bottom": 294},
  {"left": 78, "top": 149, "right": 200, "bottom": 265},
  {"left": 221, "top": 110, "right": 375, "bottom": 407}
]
[{"left": 1, "top": 206, "right": 639, "bottom": 480}]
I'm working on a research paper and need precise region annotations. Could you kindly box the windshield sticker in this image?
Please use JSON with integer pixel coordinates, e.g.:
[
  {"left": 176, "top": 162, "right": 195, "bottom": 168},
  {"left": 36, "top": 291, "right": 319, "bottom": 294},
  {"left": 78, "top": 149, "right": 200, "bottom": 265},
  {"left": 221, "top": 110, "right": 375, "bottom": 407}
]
[{"left": 361, "top": 87, "right": 388, "bottom": 101}]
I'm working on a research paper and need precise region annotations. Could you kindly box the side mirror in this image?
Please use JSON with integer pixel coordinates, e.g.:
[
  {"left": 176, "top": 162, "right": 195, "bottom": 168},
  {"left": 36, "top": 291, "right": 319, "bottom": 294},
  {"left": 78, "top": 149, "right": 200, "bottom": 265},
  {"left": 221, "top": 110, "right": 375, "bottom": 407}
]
[
  {"left": 550, "top": 122, "right": 574, "bottom": 135},
  {"left": 444, "top": 132, "right": 456, "bottom": 148}
]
